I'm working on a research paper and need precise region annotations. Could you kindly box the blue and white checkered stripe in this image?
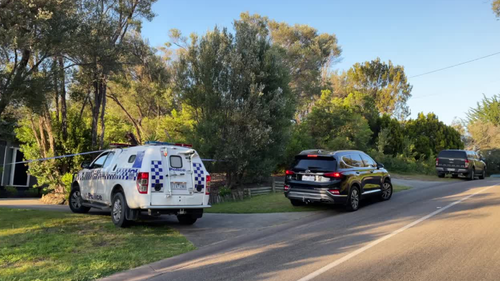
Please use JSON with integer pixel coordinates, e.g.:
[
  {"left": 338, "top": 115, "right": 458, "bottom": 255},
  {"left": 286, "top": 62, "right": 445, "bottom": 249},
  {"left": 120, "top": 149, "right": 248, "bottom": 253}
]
[
  {"left": 150, "top": 160, "right": 164, "bottom": 189},
  {"left": 193, "top": 163, "right": 205, "bottom": 187},
  {"left": 77, "top": 169, "right": 138, "bottom": 181}
]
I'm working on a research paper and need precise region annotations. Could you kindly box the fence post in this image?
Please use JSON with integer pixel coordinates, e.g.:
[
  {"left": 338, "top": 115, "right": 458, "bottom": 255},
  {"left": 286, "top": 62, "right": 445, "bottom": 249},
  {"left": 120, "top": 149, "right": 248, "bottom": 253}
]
[{"left": 271, "top": 178, "right": 276, "bottom": 193}]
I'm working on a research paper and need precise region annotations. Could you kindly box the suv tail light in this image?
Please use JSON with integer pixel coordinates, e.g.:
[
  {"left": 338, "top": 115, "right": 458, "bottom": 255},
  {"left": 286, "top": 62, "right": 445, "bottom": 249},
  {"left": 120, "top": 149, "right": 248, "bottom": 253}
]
[
  {"left": 435, "top": 158, "right": 439, "bottom": 166},
  {"left": 465, "top": 159, "right": 469, "bottom": 168},
  {"left": 136, "top": 172, "right": 149, "bottom": 194},
  {"left": 324, "top": 172, "right": 343, "bottom": 179},
  {"left": 285, "top": 170, "right": 295, "bottom": 175},
  {"left": 328, "top": 189, "right": 340, "bottom": 195},
  {"left": 284, "top": 185, "right": 290, "bottom": 191},
  {"left": 206, "top": 175, "right": 211, "bottom": 195}
]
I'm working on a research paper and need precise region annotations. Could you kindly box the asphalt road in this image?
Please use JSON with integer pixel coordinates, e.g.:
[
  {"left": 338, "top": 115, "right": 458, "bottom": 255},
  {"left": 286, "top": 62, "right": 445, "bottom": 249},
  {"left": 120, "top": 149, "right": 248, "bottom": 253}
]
[{"left": 102, "top": 178, "right": 500, "bottom": 281}]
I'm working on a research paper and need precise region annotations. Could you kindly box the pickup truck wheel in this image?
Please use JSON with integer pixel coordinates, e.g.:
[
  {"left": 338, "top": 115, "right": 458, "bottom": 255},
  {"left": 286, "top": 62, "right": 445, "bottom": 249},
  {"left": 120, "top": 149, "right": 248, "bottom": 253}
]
[
  {"left": 380, "top": 181, "right": 393, "bottom": 201},
  {"left": 111, "top": 192, "right": 130, "bottom": 228},
  {"left": 437, "top": 173, "right": 445, "bottom": 178},
  {"left": 69, "top": 189, "right": 90, "bottom": 214},
  {"left": 468, "top": 169, "right": 475, "bottom": 181},
  {"left": 290, "top": 199, "right": 305, "bottom": 206},
  {"left": 479, "top": 169, "right": 486, "bottom": 180},
  {"left": 451, "top": 174, "right": 458, "bottom": 178},
  {"left": 346, "top": 186, "right": 360, "bottom": 211},
  {"left": 177, "top": 214, "right": 197, "bottom": 225}
]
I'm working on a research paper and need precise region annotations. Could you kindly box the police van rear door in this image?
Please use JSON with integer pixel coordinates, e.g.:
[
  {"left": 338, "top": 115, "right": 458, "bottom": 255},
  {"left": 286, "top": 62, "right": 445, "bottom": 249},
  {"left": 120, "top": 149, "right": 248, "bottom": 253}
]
[{"left": 150, "top": 146, "right": 201, "bottom": 206}]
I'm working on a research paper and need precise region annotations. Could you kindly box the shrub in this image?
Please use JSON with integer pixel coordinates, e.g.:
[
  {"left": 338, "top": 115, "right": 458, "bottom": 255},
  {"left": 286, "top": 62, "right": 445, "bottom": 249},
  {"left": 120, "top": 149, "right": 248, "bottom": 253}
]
[{"left": 368, "top": 149, "right": 435, "bottom": 175}]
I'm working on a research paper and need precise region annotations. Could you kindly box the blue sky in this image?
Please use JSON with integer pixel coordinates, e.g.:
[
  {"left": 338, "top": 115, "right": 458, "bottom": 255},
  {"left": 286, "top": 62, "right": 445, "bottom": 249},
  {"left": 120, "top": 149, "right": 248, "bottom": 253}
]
[{"left": 141, "top": 0, "right": 500, "bottom": 124}]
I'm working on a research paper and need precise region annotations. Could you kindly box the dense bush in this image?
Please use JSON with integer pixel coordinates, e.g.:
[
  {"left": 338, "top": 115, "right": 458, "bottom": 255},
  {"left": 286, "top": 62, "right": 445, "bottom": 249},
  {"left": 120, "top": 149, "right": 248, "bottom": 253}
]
[{"left": 368, "top": 150, "right": 436, "bottom": 175}]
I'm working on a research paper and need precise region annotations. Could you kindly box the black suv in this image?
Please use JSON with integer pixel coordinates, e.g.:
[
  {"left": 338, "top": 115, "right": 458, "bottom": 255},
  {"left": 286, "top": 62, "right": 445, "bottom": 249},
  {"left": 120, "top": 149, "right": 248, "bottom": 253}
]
[
  {"left": 436, "top": 149, "right": 486, "bottom": 180},
  {"left": 284, "top": 149, "right": 392, "bottom": 211}
]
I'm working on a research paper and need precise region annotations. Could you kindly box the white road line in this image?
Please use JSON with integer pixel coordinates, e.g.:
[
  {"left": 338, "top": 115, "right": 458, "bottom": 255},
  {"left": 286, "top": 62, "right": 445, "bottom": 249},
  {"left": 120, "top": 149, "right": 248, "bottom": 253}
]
[{"left": 297, "top": 184, "right": 498, "bottom": 281}]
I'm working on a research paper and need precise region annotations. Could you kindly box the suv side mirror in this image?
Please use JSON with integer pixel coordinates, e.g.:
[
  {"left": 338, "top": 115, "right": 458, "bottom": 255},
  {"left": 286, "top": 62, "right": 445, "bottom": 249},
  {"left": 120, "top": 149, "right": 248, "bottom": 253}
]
[
  {"left": 377, "top": 162, "right": 384, "bottom": 169},
  {"left": 81, "top": 161, "right": 91, "bottom": 169}
]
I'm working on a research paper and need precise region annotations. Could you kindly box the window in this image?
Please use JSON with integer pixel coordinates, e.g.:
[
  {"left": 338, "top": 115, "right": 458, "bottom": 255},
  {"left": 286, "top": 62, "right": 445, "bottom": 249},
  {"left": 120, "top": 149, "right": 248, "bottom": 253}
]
[
  {"left": 340, "top": 155, "right": 353, "bottom": 168},
  {"left": 91, "top": 153, "right": 108, "bottom": 169},
  {"left": 170, "top": 155, "right": 183, "bottom": 168},
  {"left": 438, "top": 151, "right": 466, "bottom": 159},
  {"left": 103, "top": 152, "right": 114, "bottom": 168},
  {"left": 292, "top": 158, "right": 337, "bottom": 172},
  {"left": 340, "top": 154, "right": 363, "bottom": 168},
  {"left": 350, "top": 154, "right": 364, "bottom": 167},
  {"left": 361, "top": 154, "right": 377, "bottom": 167},
  {"left": 128, "top": 155, "right": 136, "bottom": 163}
]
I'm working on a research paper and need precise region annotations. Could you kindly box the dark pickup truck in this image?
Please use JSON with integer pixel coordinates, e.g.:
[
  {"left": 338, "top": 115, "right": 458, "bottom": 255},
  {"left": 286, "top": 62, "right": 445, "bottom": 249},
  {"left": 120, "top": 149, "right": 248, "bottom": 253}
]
[{"left": 435, "top": 150, "right": 486, "bottom": 180}]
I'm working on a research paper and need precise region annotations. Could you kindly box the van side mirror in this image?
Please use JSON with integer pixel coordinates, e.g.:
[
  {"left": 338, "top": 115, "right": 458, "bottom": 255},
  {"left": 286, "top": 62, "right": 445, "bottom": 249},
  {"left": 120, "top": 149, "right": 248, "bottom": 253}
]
[
  {"left": 377, "top": 162, "right": 384, "bottom": 169},
  {"left": 81, "top": 161, "right": 91, "bottom": 169}
]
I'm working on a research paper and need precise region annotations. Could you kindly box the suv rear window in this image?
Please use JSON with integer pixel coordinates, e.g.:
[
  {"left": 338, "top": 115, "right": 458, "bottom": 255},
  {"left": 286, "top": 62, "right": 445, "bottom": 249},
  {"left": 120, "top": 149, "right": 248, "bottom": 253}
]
[
  {"left": 438, "top": 151, "right": 466, "bottom": 159},
  {"left": 292, "top": 158, "right": 337, "bottom": 172}
]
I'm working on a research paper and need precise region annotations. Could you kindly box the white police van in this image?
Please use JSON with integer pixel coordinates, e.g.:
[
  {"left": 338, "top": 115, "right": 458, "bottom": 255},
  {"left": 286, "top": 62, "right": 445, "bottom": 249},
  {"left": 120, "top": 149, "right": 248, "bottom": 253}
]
[{"left": 69, "top": 142, "right": 211, "bottom": 227}]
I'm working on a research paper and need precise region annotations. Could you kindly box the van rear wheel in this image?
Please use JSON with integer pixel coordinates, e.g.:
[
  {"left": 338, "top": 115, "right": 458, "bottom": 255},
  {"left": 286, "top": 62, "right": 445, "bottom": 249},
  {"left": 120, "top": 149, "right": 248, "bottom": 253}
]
[
  {"left": 111, "top": 192, "right": 130, "bottom": 228},
  {"left": 177, "top": 214, "right": 197, "bottom": 225}
]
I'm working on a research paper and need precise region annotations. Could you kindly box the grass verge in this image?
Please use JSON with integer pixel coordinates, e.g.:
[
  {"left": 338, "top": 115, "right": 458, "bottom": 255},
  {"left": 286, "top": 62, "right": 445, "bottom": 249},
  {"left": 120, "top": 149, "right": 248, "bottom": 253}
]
[
  {"left": 206, "top": 184, "right": 411, "bottom": 214},
  {"left": 0, "top": 208, "right": 195, "bottom": 281},
  {"left": 390, "top": 172, "right": 461, "bottom": 181}
]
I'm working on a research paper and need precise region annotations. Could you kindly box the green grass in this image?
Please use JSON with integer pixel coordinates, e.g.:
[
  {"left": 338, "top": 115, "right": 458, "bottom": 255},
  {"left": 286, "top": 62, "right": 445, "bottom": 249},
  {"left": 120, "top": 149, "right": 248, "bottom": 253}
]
[
  {"left": 206, "top": 184, "right": 411, "bottom": 214},
  {"left": 0, "top": 208, "right": 195, "bottom": 281},
  {"left": 390, "top": 172, "right": 460, "bottom": 181}
]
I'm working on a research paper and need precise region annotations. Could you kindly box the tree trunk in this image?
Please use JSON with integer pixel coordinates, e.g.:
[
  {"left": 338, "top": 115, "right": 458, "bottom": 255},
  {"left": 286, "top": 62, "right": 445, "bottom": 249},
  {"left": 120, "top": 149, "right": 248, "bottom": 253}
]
[
  {"left": 43, "top": 111, "right": 56, "bottom": 156},
  {"left": 99, "top": 79, "right": 106, "bottom": 149},
  {"left": 53, "top": 58, "right": 60, "bottom": 122},
  {"left": 91, "top": 74, "right": 101, "bottom": 148},
  {"left": 59, "top": 57, "right": 68, "bottom": 141},
  {"left": 29, "top": 116, "right": 43, "bottom": 157},
  {"left": 38, "top": 118, "right": 48, "bottom": 158}
]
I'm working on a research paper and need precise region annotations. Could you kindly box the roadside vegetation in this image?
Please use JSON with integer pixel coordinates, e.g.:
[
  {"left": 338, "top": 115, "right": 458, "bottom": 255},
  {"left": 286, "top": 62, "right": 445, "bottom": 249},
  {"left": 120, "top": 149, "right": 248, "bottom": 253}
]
[
  {"left": 207, "top": 184, "right": 411, "bottom": 214},
  {"left": 0, "top": 208, "right": 195, "bottom": 281},
  {"left": 2, "top": 1, "right": 500, "bottom": 202}
]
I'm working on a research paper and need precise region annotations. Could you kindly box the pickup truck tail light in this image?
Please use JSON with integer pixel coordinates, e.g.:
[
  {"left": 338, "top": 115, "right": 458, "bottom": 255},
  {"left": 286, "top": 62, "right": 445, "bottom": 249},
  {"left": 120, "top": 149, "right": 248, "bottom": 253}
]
[
  {"left": 435, "top": 158, "right": 439, "bottom": 166},
  {"left": 136, "top": 172, "right": 149, "bottom": 194},
  {"left": 465, "top": 159, "right": 469, "bottom": 168},
  {"left": 285, "top": 170, "right": 294, "bottom": 175},
  {"left": 206, "top": 175, "right": 211, "bottom": 195}
]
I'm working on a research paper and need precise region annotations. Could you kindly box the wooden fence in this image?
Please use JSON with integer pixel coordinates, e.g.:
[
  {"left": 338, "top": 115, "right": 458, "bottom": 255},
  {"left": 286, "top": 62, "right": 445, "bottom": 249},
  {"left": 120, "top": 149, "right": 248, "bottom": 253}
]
[{"left": 208, "top": 179, "right": 285, "bottom": 205}]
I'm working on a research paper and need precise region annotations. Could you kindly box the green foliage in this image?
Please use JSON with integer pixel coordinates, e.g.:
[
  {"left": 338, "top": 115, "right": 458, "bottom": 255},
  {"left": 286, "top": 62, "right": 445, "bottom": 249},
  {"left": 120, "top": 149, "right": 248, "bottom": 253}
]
[
  {"left": 493, "top": 0, "right": 500, "bottom": 17},
  {"left": 405, "top": 112, "right": 463, "bottom": 158},
  {"left": 176, "top": 19, "right": 295, "bottom": 185},
  {"left": 61, "top": 173, "right": 73, "bottom": 199},
  {"left": 304, "top": 90, "right": 372, "bottom": 151},
  {"left": 481, "top": 149, "right": 500, "bottom": 175},
  {"left": 377, "top": 128, "right": 392, "bottom": 153},
  {"left": 4, "top": 186, "right": 17, "bottom": 196},
  {"left": 467, "top": 94, "right": 500, "bottom": 126},
  {"left": 217, "top": 186, "right": 232, "bottom": 197},
  {"left": 0, "top": 0, "right": 78, "bottom": 116},
  {"left": 15, "top": 106, "right": 92, "bottom": 193},
  {"left": 347, "top": 58, "right": 412, "bottom": 119},
  {"left": 368, "top": 149, "right": 436, "bottom": 175}
]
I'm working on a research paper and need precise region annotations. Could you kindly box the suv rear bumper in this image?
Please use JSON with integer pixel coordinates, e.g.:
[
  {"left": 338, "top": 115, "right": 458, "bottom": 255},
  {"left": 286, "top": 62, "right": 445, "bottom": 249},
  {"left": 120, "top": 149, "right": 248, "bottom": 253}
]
[
  {"left": 436, "top": 167, "right": 469, "bottom": 174},
  {"left": 285, "top": 188, "right": 347, "bottom": 204}
]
